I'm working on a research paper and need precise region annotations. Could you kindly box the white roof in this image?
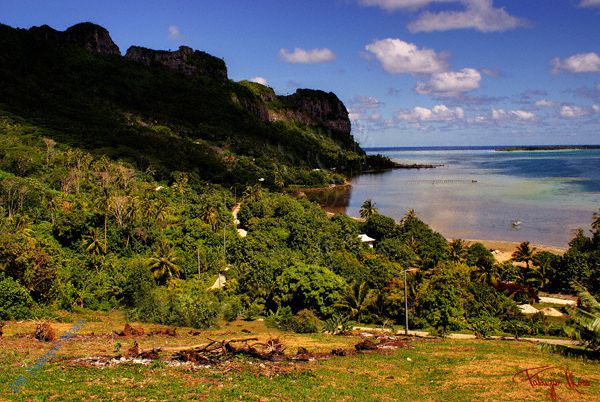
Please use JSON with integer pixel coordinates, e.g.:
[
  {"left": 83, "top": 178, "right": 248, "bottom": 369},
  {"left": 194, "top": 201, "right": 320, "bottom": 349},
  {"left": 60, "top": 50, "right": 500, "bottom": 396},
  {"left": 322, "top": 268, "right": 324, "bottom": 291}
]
[{"left": 358, "top": 234, "right": 376, "bottom": 243}]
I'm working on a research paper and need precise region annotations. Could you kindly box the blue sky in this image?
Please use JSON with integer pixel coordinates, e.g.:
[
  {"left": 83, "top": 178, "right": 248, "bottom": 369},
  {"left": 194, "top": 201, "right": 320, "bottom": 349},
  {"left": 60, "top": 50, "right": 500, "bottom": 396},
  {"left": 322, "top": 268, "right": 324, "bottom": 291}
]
[{"left": 2, "top": 0, "right": 600, "bottom": 146}]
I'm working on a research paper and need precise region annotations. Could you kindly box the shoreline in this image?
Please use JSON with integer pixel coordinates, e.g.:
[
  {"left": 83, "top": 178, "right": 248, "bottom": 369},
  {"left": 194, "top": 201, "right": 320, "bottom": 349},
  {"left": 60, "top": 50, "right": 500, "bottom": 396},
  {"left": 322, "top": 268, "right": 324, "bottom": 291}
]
[{"left": 461, "top": 238, "right": 566, "bottom": 262}]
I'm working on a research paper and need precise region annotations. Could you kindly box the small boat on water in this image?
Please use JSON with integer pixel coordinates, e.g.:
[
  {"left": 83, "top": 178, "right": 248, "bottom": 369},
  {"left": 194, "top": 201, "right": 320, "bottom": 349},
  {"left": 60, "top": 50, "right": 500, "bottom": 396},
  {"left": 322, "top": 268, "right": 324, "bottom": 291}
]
[{"left": 512, "top": 220, "right": 522, "bottom": 227}]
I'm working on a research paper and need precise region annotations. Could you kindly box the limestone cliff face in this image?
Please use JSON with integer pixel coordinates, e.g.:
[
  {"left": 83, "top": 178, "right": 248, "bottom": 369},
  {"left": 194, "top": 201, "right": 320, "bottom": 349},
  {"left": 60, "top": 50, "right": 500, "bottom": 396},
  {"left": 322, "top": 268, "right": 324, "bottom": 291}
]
[
  {"left": 125, "top": 45, "right": 228, "bottom": 82},
  {"left": 273, "top": 89, "right": 351, "bottom": 136},
  {"left": 29, "top": 22, "right": 120, "bottom": 56}
]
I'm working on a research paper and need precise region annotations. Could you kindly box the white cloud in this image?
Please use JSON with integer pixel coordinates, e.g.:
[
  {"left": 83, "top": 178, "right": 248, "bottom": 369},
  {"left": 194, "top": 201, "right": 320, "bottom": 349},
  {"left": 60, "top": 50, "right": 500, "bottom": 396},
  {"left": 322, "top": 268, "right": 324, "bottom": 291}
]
[
  {"left": 535, "top": 99, "right": 554, "bottom": 108},
  {"left": 349, "top": 96, "right": 384, "bottom": 123},
  {"left": 580, "top": 0, "right": 600, "bottom": 7},
  {"left": 350, "top": 96, "right": 384, "bottom": 109},
  {"left": 407, "top": 0, "right": 528, "bottom": 33},
  {"left": 168, "top": 25, "right": 181, "bottom": 40},
  {"left": 278, "top": 48, "right": 336, "bottom": 64},
  {"left": 415, "top": 68, "right": 481, "bottom": 97},
  {"left": 397, "top": 104, "right": 465, "bottom": 121},
  {"left": 491, "top": 108, "right": 535, "bottom": 121},
  {"left": 551, "top": 52, "right": 600, "bottom": 73},
  {"left": 359, "top": 0, "right": 449, "bottom": 10},
  {"left": 248, "top": 76, "right": 269, "bottom": 86},
  {"left": 365, "top": 38, "right": 447, "bottom": 74},
  {"left": 593, "top": 104, "right": 600, "bottom": 113},
  {"left": 560, "top": 105, "right": 589, "bottom": 118}
]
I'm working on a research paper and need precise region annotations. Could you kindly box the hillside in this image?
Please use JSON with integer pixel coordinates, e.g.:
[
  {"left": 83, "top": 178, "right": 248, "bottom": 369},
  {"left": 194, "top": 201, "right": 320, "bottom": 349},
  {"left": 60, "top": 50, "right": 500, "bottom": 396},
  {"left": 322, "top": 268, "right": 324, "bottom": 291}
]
[{"left": 0, "top": 22, "right": 366, "bottom": 188}]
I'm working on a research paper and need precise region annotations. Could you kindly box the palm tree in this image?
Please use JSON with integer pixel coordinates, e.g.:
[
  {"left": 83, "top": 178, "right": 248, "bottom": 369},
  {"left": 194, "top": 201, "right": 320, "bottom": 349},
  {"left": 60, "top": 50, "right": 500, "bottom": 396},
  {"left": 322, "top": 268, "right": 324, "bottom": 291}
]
[
  {"left": 359, "top": 199, "right": 378, "bottom": 219},
  {"left": 592, "top": 208, "right": 600, "bottom": 234},
  {"left": 448, "top": 239, "right": 468, "bottom": 263},
  {"left": 337, "top": 282, "right": 373, "bottom": 323},
  {"left": 200, "top": 204, "right": 219, "bottom": 231},
  {"left": 148, "top": 239, "right": 182, "bottom": 285},
  {"left": 564, "top": 282, "right": 600, "bottom": 350},
  {"left": 83, "top": 228, "right": 106, "bottom": 256},
  {"left": 512, "top": 241, "right": 536, "bottom": 269}
]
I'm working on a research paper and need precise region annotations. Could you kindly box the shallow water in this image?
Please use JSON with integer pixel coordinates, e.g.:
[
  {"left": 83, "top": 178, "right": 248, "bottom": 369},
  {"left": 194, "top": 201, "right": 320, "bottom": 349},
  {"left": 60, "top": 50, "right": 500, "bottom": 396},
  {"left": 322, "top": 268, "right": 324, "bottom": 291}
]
[{"left": 336, "top": 148, "right": 600, "bottom": 247}]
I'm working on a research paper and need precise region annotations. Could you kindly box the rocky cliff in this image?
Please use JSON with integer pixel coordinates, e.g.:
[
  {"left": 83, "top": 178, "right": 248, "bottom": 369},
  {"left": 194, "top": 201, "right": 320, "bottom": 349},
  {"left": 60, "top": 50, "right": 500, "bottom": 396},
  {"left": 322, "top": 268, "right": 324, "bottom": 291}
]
[
  {"left": 29, "top": 22, "right": 120, "bottom": 56},
  {"left": 125, "top": 45, "right": 227, "bottom": 82},
  {"left": 273, "top": 89, "right": 351, "bottom": 136}
]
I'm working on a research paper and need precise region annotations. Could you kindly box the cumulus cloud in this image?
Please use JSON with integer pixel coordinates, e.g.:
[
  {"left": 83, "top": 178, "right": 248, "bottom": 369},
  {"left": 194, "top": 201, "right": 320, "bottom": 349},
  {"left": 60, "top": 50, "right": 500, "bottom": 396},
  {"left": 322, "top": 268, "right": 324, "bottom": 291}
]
[
  {"left": 535, "top": 99, "right": 554, "bottom": 108},
  {"left": 168, "top": 25, "right": 181, "bottom": 40},
  {"left": 397, "top": 104, "right": 465, "bottom": 121},
  {"left": 359, "top": 0, "right": 449, "bottom": 10},
  {"left": 248, "top": 76, "right": 269, "bottom": 86},
  {"left": 278, "top": 48, "right": 336, "bottom": 64},
  {"left": 491, "top": 108, "right": 535, "bottom": 121},
  {"left": 593, "top": 104, "right": 600, "bottom": 113},
  {"left": 580, "top": 0, "right": 600, "bottom": 7},
  {"left": 560, "top": 105, "right": 589, "bottom": 118},
  {"left": 348, "top": 96, "right": 385, "bottom": 123},
  {"left": 407, "top": 0, "right": 528, "bottom": 33},
  {"left": 415, "top": 68, "right": 481, "bottom": 97},
  {"left": 365, "top": 38, "right": 447, "bottom": 74},
  {"left": 551, "top": 52, "right": 600, "bottom": 73},
  {"left": 349, "top": 96, "right": 384, "bottom": 109}
]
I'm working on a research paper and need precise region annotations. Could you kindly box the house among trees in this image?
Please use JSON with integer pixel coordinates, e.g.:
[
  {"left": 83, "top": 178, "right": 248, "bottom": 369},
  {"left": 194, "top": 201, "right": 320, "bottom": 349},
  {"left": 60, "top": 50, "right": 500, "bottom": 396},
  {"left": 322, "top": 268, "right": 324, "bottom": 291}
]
[{"left": 358, "top": 233, "right": 376, "bottom": 248}]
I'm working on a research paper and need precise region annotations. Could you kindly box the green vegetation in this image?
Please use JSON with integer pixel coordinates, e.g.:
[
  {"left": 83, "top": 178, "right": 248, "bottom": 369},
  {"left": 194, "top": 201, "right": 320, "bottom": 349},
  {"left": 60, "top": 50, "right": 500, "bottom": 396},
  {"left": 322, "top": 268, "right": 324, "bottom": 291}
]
[{"left": 0, "top": 22, "right": 372, "bottom": 190}]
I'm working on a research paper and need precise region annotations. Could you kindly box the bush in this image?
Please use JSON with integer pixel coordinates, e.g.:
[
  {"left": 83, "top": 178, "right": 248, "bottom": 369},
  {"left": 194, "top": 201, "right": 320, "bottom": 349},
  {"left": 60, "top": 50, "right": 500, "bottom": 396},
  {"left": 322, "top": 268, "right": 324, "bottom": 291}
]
[
  {"left": 0, "top": 275, "right": 34, "bottom": 320},
  {"left": 267, "top": 307, "right": 322, "bottom": 333},
  {"left": 220, "top": 296, "right": 242, "bottom": 322},
  {"left": 273, "top": 262, "right": 345, "bottom": 317},
  {"left": 291, "top": 309, "right": 322, "bottom": 333}
]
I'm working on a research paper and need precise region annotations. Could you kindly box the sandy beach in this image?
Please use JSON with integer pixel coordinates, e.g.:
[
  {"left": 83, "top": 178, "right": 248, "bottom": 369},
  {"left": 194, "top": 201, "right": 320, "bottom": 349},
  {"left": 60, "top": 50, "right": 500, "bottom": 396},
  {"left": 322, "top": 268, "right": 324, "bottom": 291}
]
[{"left": 463, "top": 238, "right": 566, "bottom": 263}]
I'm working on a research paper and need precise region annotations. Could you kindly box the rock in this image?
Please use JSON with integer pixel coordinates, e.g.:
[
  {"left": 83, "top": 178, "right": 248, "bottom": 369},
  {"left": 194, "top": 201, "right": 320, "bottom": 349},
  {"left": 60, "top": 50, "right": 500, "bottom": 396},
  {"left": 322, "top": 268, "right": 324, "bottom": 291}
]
[
  {"left": 517, "top": 304, "right": 539, "bottom": 315},
  {"left": 30, "top": 22, "right": 120, "bottom": 56},
  {"left": 274, "top": 89, "right": 352, "bottom": 136},
  {"left": 125, "top": 45, "right": 228, "bottom": 82},
  {"left": 540, "top": 307, "right": 563, "bottom": 317}
]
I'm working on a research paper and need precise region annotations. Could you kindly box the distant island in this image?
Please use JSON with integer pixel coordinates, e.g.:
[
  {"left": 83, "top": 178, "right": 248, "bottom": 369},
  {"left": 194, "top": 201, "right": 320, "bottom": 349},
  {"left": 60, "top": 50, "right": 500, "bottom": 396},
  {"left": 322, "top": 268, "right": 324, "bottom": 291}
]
[{"left": 496, "top": 145, "right": 600, "bottom": 152}]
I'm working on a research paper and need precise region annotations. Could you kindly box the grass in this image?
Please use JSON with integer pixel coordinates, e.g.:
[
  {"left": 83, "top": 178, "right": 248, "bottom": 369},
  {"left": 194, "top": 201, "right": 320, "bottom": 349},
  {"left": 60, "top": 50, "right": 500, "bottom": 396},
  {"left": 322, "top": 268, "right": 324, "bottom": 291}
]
[{"left": 1, "top": 311, "right": 599, "bottom": 401}]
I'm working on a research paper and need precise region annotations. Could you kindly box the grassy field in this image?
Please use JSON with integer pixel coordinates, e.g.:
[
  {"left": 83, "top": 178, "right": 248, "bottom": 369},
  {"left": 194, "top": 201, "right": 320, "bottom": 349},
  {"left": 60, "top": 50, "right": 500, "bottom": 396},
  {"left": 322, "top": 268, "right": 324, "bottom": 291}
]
[{"left": 0, "top": 311, "right": 599, "bottom": 401}]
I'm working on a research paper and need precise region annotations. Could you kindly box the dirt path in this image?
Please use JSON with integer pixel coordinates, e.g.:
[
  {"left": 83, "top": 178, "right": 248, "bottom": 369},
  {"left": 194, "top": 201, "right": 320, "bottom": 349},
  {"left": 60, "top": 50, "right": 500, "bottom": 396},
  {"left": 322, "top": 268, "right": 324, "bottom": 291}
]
[{"left": 352, "top": 326, "right": 577, "bottom": 346}]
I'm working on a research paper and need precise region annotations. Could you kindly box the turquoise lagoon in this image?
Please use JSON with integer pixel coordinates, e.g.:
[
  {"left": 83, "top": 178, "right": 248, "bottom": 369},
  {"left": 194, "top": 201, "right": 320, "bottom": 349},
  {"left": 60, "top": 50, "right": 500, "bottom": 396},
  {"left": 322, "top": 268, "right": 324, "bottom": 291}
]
[{"left": 327, "top": 147, "right": 600, "bottom": 247}]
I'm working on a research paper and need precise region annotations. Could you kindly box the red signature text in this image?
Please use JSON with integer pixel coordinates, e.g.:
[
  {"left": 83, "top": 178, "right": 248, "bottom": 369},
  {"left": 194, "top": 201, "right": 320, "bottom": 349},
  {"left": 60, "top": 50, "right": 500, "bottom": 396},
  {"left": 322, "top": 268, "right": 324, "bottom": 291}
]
[{"left": 513, "top": 366, "right": 591, "bottom": 401}]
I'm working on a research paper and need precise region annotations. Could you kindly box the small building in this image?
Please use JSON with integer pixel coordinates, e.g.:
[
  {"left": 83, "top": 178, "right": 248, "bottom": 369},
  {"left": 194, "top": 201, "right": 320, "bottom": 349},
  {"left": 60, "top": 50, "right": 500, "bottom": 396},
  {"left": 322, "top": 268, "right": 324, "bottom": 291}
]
[{"left": 358, "top": 234, "right": 376, "bottom": 248}]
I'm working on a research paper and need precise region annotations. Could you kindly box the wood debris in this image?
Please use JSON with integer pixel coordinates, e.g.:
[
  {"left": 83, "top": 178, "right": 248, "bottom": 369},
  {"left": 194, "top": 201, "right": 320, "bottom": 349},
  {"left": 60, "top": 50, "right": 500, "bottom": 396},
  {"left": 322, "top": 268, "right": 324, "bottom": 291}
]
[{"left": 34, "top": 322, "right": 57, "bottom": 342}]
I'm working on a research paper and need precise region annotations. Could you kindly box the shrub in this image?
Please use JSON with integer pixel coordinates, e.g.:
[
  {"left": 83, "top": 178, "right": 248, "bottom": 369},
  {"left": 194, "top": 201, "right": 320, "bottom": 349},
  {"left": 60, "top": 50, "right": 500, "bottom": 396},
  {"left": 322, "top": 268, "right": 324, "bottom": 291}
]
[
  {"left": 0, "top": 275, "right": 34, "bottom": 320},
  {"left": 273, "top": 262, "right": 345, "bottom": 317},
  {"left": 291, "top": 309, "right": 322, "bottom": 333}
]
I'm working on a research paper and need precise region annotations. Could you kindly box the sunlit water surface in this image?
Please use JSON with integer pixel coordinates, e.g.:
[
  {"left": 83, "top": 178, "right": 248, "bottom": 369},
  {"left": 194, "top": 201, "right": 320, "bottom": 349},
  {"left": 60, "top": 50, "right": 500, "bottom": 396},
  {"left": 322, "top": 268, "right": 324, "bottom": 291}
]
[{"left": 326, "top": 147, "right": 600, "bottom": 247}]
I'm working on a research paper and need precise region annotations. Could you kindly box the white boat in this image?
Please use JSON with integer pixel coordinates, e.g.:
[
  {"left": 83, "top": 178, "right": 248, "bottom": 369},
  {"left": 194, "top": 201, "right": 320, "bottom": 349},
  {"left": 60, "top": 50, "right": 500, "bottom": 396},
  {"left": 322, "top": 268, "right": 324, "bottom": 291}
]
[{"left": 512, "top": 220, "right": 522, "bottom": 227}]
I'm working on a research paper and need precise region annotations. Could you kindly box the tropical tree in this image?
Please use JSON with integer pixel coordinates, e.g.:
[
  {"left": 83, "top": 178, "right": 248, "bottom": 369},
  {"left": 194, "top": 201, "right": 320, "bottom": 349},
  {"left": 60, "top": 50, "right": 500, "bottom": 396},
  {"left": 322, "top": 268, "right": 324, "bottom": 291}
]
[
  {"left": 359, "top": 199, "right": 378, "bottom": 219},
  {"left": 448, "top": 239, "right": 468, "bottom": 263},
  {"left": 337, "top": 281, "right": 373, "bottom": 323},
  {"left": 149, "top": 239, "right": 182, "bottom": 285},
  {"left": 512, "top": 241, "right": 536, "bottom": 268},
  {"left": 592, "top": 208, "right": 600, "bottom": 234},
  {"left": 83, "top": 228, "right": 106, "bottom": 256},
  {"left": 564, "top": 282, "right": 600, "bottom": 350}
]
